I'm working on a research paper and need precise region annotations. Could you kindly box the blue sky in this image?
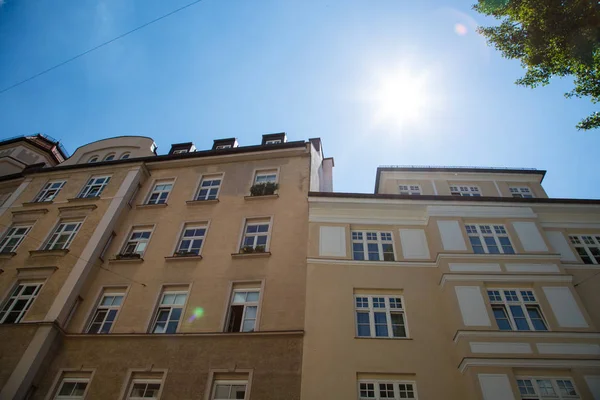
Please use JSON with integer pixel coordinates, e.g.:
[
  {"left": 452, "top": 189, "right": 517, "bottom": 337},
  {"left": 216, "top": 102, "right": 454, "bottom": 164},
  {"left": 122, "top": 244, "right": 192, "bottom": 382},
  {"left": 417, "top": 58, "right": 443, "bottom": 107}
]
[{"left": 0, "top": 0, "right": 598, "bottom": 197}]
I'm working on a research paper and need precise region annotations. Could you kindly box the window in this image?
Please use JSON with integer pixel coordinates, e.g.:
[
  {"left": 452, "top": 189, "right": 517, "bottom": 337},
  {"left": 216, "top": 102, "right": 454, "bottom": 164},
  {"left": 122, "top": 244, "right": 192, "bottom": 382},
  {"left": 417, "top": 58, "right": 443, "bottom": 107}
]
[
  {"left": 517, "top": 377, "right": 579, "bottom": 399},
  {"left": 34, "top": 180, "right": 66, "bottom": 202},
  {"left": 253, "top": 170, "right": 277, "bottom": 184},
  {"left": 0, "top": 225, "right": 31, "bottom": 254},
  {"left": 86, "top": 289, "right": 125, "bottom": 333},
  {"left": 355, "top": 295, "right": 407, "bottom": 338},
  {"left": 398, "top": 185, "right": 421, "bottom": 195},
  {"left": 78, "top": 176, "right": 111, "bottom": 198},
  {"left": 226, "top": 288, "right": 260, "bottom": 332},
  {"left": 487, "top": 289, "right": 548, "bottom": 331},
  {"left": 103, "top": 154, "right": 115, "bottom": 161},
  {"left": 87, "top": 156, "right": 98, "bottom": 163},
  {"left": 43, "top": 221, "right": 82, "bottom": 250},
  {"left": 146, "top": 180, "right": 173, "bottom": 205},
  {"left": 240, "top": 219, "right": 270, "bottom": 251},
  {"left": 465, "top": 224, "right": 515, "bottom": 254},
  {"left": 172, "top": 149, "right": 188, "bottom": 154},
  {"left": 510, "top": 187, "right": 534, "bottom": 198},
  {"left": 121, "top": 228, "right": 152, "bottom": 256},
  {"left": 450, "top": 185, "right": 481, "bottom": 196},
  {"left": 175, "top": 224, "right": 206, "bottom": 255},
  {"left": 359, "top": 381, "right": 417, "bottom": 399},
  {"left": 211, "top": 380, "right": 247, "bottom": 400},
  {"left": 265, "top": 139, "right": 281, "bottom": 144},
  {"left": 352, "top": 231, "right": 395, "bottom": 261},
  {"left": 120, "top": 152, "right": 131, "bottom": 160},
  {"left": 216, "top": 145, "right": 232, "bottom": 150},
  {"left": 195, "top": 175, "right": 222, "bottom": 201},
  {"left": 0, "top": 282, "right": 43, "bottom": 324},
  {"left": 126, "top": 380, "right": 162, "bottom": 400},
  {"left": 54, "top": 377, "right": 90, "bottom": 400},
  {"left": 150, "top": 290, "right": 187, "bottom": 333},
  {"left": 569, "top": 235, "right": 600, "bottom": 264}
]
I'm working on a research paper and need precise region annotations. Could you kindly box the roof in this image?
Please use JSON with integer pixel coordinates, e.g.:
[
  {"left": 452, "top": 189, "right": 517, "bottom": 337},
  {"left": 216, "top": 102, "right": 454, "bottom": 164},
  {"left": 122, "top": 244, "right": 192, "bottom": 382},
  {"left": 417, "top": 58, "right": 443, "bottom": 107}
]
[{"left": 0, "top": 133, "right": 68, "bottom": 162}]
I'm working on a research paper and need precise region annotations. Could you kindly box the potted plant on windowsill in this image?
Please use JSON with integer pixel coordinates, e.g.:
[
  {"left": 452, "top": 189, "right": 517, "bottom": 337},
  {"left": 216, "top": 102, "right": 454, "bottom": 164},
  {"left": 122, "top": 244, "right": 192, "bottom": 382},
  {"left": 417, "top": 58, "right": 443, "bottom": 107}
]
[
  {"left": 116, "top": 252, "right": 141, "bottom": 260},
  {"left": 249, "top": 182, "right": 278, "bottom": 196},
  {"left": 254, "top": 245, "right": 266, "bottom": 253},
  {"left": 241, "top": 245, "right": 255, "bottom": 254},
  {"left": 174, "top": 250, "right": 197, "bottom": 257}
]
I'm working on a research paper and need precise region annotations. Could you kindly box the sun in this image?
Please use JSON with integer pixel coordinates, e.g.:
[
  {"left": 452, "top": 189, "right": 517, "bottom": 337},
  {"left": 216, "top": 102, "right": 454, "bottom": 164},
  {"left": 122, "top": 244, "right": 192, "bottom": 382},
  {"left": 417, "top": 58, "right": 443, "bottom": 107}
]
[{"left": 369, "top": 67, "right": 432, "bottom": 129}]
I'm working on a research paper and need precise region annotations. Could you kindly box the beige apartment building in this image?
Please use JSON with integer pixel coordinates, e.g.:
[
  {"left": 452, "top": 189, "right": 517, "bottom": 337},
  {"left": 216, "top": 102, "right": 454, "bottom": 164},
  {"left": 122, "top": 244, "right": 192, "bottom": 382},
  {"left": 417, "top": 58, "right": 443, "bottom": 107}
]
[
  {"left": 303, "top": 166, "right": 600, "bottom": 400},
  {"left": 0, "top": 133, "right": 333, "bottom": 400}
]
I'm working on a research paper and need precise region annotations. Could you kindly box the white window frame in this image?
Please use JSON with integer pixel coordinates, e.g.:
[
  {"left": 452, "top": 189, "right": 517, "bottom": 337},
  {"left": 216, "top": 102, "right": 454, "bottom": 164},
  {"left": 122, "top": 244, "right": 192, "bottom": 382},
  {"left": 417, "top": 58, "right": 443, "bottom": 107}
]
[
  {"left": 465, "top": 224, "right": 515, "bottom": 254},
  {"left": 54, "top": 377, "right": 91, "bottom": 400},
  {"left": 398, "top": 184, "right": 421, "bottom": 195},
  {"left": 120, "top": 152, "right": 131, "bottom": 160},
  {"left": 195, "top": 174, "right": 223, "bottom": 201},
  {"left": 85, "top": 290, "right": 125, "bottom": 334},
  {"left": 487, "top": 289, "right": 548, "bottom": 331},
  {"left": 0, "top": 281, "right": 43, "bottom": 324},
  {"left": 450, "top": 185, "right": 481, "bottom": 196},
  {"left": 358, "top": 380, "right": 418, "bottom": 399},
  {"left": 126, "top": 379, "right": 163, "bottom": 400},
  {"left": 225, "top": 288, "right": 260, "bottom": 333},
  {"left": 510, "top": 186, "right": 534, "bottom": 198},
  {"left": 569, "top": 234, "right": 600, "bottom": 265},
  {"left": 265, "top": 139, "right": 282, "bottom": 145},
  {"left": 120, "top": 228, "right": 153, "bottom": 256},
  {"left": 78, "top": 176, "right": 111, "bottom": 198},
  {"left": 354, "top": 295, "right": 408, "bottom": 338},
  {"left": 34, "top": 180, "right": 66, "bottom": 202},
  {"left": 172, "top": 149, "right": 188, "bottom": 154},
  {"left": 253, "top": 169, "right": 278, "bottom": 185},
  {"left": 215, "top": 144, "right": 232, "bottom": 150},
  {"left": 103, "top": 153, "right": 116, "bottom": 161},
  {"left": 211, "top": 380, "right": 248, "bottom": 400},
  {"left": 87, "top": 156, "right": 98, "bottom": 163},
  {"left": 240, "top": 218, "right": 272, "bottom": 252},
  {"left": 175, "top": 224, "right": 207, "bottom": 255},
  {"left": 43, "top": 221, "right": 83, "bottom": 250},
  {"left": 516, "top": 376, "right": 579, "bottom": 399},
  {"left": 0, "top": 225, "right": 32, "bottom": 254},
  {"left": 351, "top": 231, "right": 395, "bottom": 261},
  {"left": 145, "top": 180, "right": 174, "bottom": 205},
  {"left": 150, "top": 290, "right": 188, "bottom": 334}
]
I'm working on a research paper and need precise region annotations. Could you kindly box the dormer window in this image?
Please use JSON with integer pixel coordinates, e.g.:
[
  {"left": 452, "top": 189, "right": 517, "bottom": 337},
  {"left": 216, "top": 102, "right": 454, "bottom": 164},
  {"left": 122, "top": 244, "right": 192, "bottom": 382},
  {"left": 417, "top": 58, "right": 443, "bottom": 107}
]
[
  {"left": 212, "top": 138, "right": 238, "bottom": 150},
  {"left": 173, "top": 149, "right": 188, "bottom": 154},
  {"left": 103, "top": 154, "right": 115, "bottom": 161},
  {"left": 87, "top": 156, "right": 98, "bottom": 163},
  {"left": 265, "top": 140, "right": 282, "bottom": 145},
  {"left": 169, "top": 142, "right": 195, "bottom": 155},
  {"left": 120, "top": 153, "right": 131, "bottom": 160},
  {"left": 261, "top": 133, "right": 287, "bottom": 145},
  {"left": 216, "top": 145, "right": 232, "bottom": 150}
]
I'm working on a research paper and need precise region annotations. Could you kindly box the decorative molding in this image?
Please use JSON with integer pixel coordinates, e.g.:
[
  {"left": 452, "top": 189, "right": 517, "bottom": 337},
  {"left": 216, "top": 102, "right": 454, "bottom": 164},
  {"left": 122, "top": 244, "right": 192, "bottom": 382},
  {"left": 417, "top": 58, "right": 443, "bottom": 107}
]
[
  {"left": 67, "top": 196, "right": 101, "bottom": 203},
  {"left": 29, "top": 249, "right": 69, "bottom": 258},
  {"left": 504, "top": 264, "right": 560, "bottom": 273},
  {"left": 58, "top": 204, "right": 97, "bottom": 218},
  {"left": 244, "top": 194, "right": 279, "bottom": 201},
  {"left": 459, "top": 358, "right": 600, "bottom": 373},
  {"left": 21, "top": 201, "right": 53, "bottom": 207},
  {"left": 436, "top": 253, "right": 561, "bottom": 262},
  {"left": 306, "top": 258, "right": 437, "bottom": 267},
  {"left": 309, "top": 215, "right": 427, "bottom": 225},
  {"left": 164, "top": 255, "right": 203, "bottom": 261},
  {"left": 541, "top": 222, "right": 600, "bottom": 229},
  {"left": 449, "top": 263, "right": 501, "bottom": 272},
  {"left": 470, "top": 342, "right": 532, "bottom": 354},
  {"left": 0, "top": 252, "right": 16, "bottom": 259},
  {"left": 136, "top": 203, "right": 168, "bottom": 209},
  {"left": 16, "top": 265, "right": 58, "bottom": 279},
  {"left": 536, "top": 343, "right": 600, "bottom": 355},
  {"left": 440, "top": 273, "right": 572, "bottom": 287},
  {"left": 454, "top": 330, "right": 600, "bottom": 343},
  {"left": 427, "top": 205, "right": 536, "bottom": 219},
  {"left": 12, "top": 208, "right": 49, "bottom": 219},
  {"left": 186, "top": 199, "right": 219, "bottom": 206},
  {"left": 563, "top": 264, "right": 600, "bottom": 270}
]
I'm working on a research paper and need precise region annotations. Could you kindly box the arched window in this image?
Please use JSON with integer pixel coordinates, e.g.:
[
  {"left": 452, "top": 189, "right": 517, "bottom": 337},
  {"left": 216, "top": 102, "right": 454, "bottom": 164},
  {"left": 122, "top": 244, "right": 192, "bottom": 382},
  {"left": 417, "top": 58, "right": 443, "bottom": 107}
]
[
  {"left": 103, "top": 154, "right": 116, "bottom": 161},
  {"left": 88, "top": 156, "right": 98, "bottom": 163},
  {"left": 120, "top": 152, "right": 131, "bottom": 160}
]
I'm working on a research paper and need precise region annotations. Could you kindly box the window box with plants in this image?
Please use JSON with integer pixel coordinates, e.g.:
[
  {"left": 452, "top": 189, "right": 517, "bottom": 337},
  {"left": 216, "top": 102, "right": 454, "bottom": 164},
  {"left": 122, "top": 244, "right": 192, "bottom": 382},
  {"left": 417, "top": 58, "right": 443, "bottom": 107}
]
[
  {"left": 249, "top": 182, "right": 278, "bottom": 197},
  {"left": 116, "top": 252, "right": 141, "bottom": 260},
  {"left": 233, "top": 245, "right": 270, "bottom": 258},
  {"left": 173, "top": 250, "right": 199, "bottom": 257}
]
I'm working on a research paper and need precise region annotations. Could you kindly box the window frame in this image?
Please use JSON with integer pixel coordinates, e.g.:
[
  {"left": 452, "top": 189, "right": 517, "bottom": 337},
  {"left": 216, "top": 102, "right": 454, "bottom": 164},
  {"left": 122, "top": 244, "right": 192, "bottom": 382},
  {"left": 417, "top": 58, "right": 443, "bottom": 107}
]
[
  {"left": 149, "top": 289, "right": 189, "bottom": 334},
  {"left": 103, "top": 153, "right": 116, "bottom": 162},
  {"left": 516, "top": 376, "right": 579, "bottom": 399},
  {"left": 87, "top": 156, "right": 98, "bottom": 163},
  {"left": 53, "top": 377, "right": 91, "bottom": 400},
  {"left": 210, "top": 379, "right": 249, "bottom": 400},
  {"left": 174, "top": 223, "right": 208, "bottom": 256},
  {"left": 144, "top": 179, "right": 175, "bottom": 205},
  {"left": 194, "top": 174, "right": 224, "bottom": 201},
  {"left": 43, "top": 220, "right": 83, "bottom": 250},
  {"left": 225, "top": 287, "right": 261, "bottom": 333},
  {"left": 125, "top": 378, "right": 164, "bottom": 400},
  {"left": 265, "top": 139, "right": 282, "bottom": 145},
  {"left": 465, "top": 224, "right": 515, "bottom": 254},
  {"left": 34, "top": 180, "right": 66, "bottom": 202},
  {"left": 509, "top": 186, "right": 534, "bottom": 198},
  {"left": 252, "top": 168, "right": 279, "bottom": 185},
  {"left": 398, "top": 184, "right": 422, "bottom": 195},
  {"left": 78, "top": 176, "right": 111, "bottom": 199},
  {"left": 239, "top": 217, "right": 272, "bottom": 252},
  {"left": 354, "top": 294, "right": 409, "bottom": 339},
  {"left": 85, "top": 288, "right": 127, "bottom": 334},
  {"left": 358, "top": 380, "right": 418, "bottom": 400},
  {"left": 215, "top": 144, "right": 232, "bottom": 150},
  {"left": 487, "top": 289, "right": 549, "bottom": 331},
  {"left": 0, "top": 224, "right": 32, "bottom": 254},
  {"left": 120, "top": 227, "right": 154, "bottom": 257},
  {"left": 172, "top": 149, "right": 188, "bottom": 154},
  {"left": 351, "top": 231, "right": 396, "bottom": 261},
  {"left": 0, "top": 281, "right": 44, "bottom": 324},
  {"left": 568, "top": 234, "right": 600, "bottom": 265},
  {"left": 120, "top": 152, "right": 131, "bottom": 160},
  {"left": 450, "top": 185, "right": 481, "bottom": 196}
]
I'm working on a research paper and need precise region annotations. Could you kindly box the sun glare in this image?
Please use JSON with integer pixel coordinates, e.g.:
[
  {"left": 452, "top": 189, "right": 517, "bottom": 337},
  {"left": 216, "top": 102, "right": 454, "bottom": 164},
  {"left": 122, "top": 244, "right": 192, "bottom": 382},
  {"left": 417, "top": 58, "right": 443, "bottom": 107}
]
[{"left": 369, "top": 67, "right": 433, "bottom": 129}]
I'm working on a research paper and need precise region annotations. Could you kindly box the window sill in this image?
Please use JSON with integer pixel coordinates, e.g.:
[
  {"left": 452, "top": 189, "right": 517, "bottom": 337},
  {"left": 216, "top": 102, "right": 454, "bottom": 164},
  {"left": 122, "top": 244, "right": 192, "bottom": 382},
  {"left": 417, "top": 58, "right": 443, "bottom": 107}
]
[
  {"left": 68, "top": 196, "right": 101, "bottom": 202},
  {"left": 29, "top": 249, "right": 69, "bottom": 257},
  {"left": 186, "top": 199, "right": 219, "bottom": 205},
  {"left": 0, "top": 252, "right": 16, "bottom": 259},
  {"left": 231, "top": 252, "right": 272, "bottom": 259},
  {"left": 244, "top": 194, "right": 279, "bottom": 201},
  {"left": 136, "top": 203, "right": 168, "bottom": 209},
  {"left": 21, "top": 201, "right": 53, "bottom": 207},
  {"left": 108, "top": 257, "right": 144, "bottom": 264},
  {"left": 164, "top": 254, "right": 203, "bottom": 261},
  {"left": 354, "top": 336, "right": 412, "bottom": 340}
]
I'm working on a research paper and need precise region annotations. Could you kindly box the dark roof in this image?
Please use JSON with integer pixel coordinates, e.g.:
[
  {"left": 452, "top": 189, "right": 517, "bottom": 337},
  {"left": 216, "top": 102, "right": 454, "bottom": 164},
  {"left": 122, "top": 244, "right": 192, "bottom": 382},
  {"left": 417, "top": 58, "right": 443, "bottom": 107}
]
[
  {"left": 375, "top": 166, "right": 547, "bottom": 193},
  {"left": 309, "top": 191, "right": 600, "bottom": 205},
  {"left": 0, "top": 134, "right": 68, "bottom": 162}
]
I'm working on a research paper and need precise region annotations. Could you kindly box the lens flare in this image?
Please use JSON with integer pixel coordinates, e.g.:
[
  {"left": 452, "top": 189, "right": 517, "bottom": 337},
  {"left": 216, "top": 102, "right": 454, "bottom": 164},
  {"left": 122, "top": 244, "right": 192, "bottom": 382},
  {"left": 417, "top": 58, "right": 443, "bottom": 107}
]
[
  {"left": 454, "top": 23, "right": 468, "bottom": 36},
  {"left": 188, "top": 307, "right": 204, "bottom": 322}
]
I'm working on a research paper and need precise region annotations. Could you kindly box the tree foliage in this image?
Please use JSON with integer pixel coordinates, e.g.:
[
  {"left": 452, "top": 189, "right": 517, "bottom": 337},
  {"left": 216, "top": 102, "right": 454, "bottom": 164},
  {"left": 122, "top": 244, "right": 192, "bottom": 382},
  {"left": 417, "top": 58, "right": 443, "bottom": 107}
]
[{"left": 474, "top": 0, "right": 600, "bottom": 130}]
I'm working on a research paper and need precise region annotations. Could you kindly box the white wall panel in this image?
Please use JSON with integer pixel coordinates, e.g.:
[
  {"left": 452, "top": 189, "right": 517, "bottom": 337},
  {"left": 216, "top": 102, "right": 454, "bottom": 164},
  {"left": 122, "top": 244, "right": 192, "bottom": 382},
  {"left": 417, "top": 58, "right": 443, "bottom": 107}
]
[
  {"left": 319, "top": 226, "right": 346, "bottom": 257},
  {"left": 504, "top": 264, "right": 559, "bottom": 273},
  {"left": 513, "top": 221, "right": 548, "bottom": 252},
  {"left": 585, "top": 376, "right": 600, "bottom": 400},
  {"left": 470, "top": 342, "right": 532, "bottom": 354},
  {"left": 546, "top": 231, "right": 578, "bottom": 262},
  {"left": 399, "top": 229, "right": 430, "bottom": 259},
  {"left": 437, "top": 220, "right": 467, "bottom": 251},
  {"left": 543, "top": 286, "right": 588, "bottom": 328},
  {"left": 536, "top": 343, "right": 600, "bottom": 355},
  {"left": 455, "top": 286, "right": 491, "bottom": 326},
  {"left": 449, "top": 263, "right": 501, "bottom": 272},
  {"left": 478, "top": 374, "right": 515, "bottom": 400}
]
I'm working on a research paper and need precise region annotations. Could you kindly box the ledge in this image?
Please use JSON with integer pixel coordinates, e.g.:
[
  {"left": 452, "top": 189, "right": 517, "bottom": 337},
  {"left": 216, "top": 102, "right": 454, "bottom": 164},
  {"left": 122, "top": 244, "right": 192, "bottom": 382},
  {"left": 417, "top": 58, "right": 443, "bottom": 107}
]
[
  {"left": 21, "top": 201, "right": 53, "bottom": 207},
  {"left": 231, "top": 252, "right": 272, "bottom": 259},
  {"left": 354, "top": 336, "right": 413, "bottom": 341},
  {"left": 108, "top": 257, "right": 144, "bottom": 264},
  {"left": 136, "top": 203, "right": 168, "bottom": 209},
  {"left": 186, "top": 199, "right": 219, "bottom": 206},
  {"left": 454, "top": 330, "right": 600, "bottom": 343},
  {"left": 164, "top": 255, "right": 203, "bottom": 261},
  {"left": 58, "top": 204, "right": 97, "bottom": 214},
  {"left": 244, "top": 194, "right": 279, "bottom": 201},
  {"left": 67, "top": 196, "right": 101, "bottom": 203},
  {"left": 0, "top": 252, "right": 16, "bottom": 259},
  {"left": 29, "top": 249, "right": 69, "bottom": 257},
  {"left": 12, "top": 208, "right": 49, "bottom": 218},
  {"left": 17, "top": 265, "right": 58, "bottom": 278},
  {"left": 64, "top": 329, "right": 304, "bottom": 338}
]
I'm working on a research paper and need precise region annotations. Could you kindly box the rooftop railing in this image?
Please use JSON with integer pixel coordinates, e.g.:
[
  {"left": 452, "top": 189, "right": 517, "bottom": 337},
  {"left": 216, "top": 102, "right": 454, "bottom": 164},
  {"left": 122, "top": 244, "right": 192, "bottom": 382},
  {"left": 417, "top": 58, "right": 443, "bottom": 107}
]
[
  {"left": 379, "top": 165, "right": 539, "bottom": 171},
  {"left": 2, "top": 133, "right": 69, "bottom": 157}
]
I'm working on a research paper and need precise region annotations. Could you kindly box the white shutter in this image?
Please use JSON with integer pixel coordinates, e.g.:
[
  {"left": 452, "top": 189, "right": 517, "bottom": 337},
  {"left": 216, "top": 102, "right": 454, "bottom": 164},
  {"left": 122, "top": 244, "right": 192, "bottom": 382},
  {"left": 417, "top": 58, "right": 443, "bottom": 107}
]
[
  {"left": 399, "top": 229, "right": 430, "bottom": 259},
  {"left": 512, "top": 221, "right": 548, "bottom": 252},
  {"left": 437, "top": 220, "right": 467, "bottom": 251},
  {"left": 545, "top": 231, "right": 578, "bottom": 262},
  {"left": 478, "top": 374, "right": 515, "bottom": 400},
  {"left": 455, "top": 286, "right": 491, "bottom": 326},
  {"left": 319, "top": 226, "right": 346, "bottom": 257},
  {"left": 543, "top": 287, "right": 588, "bottom": 328}
]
